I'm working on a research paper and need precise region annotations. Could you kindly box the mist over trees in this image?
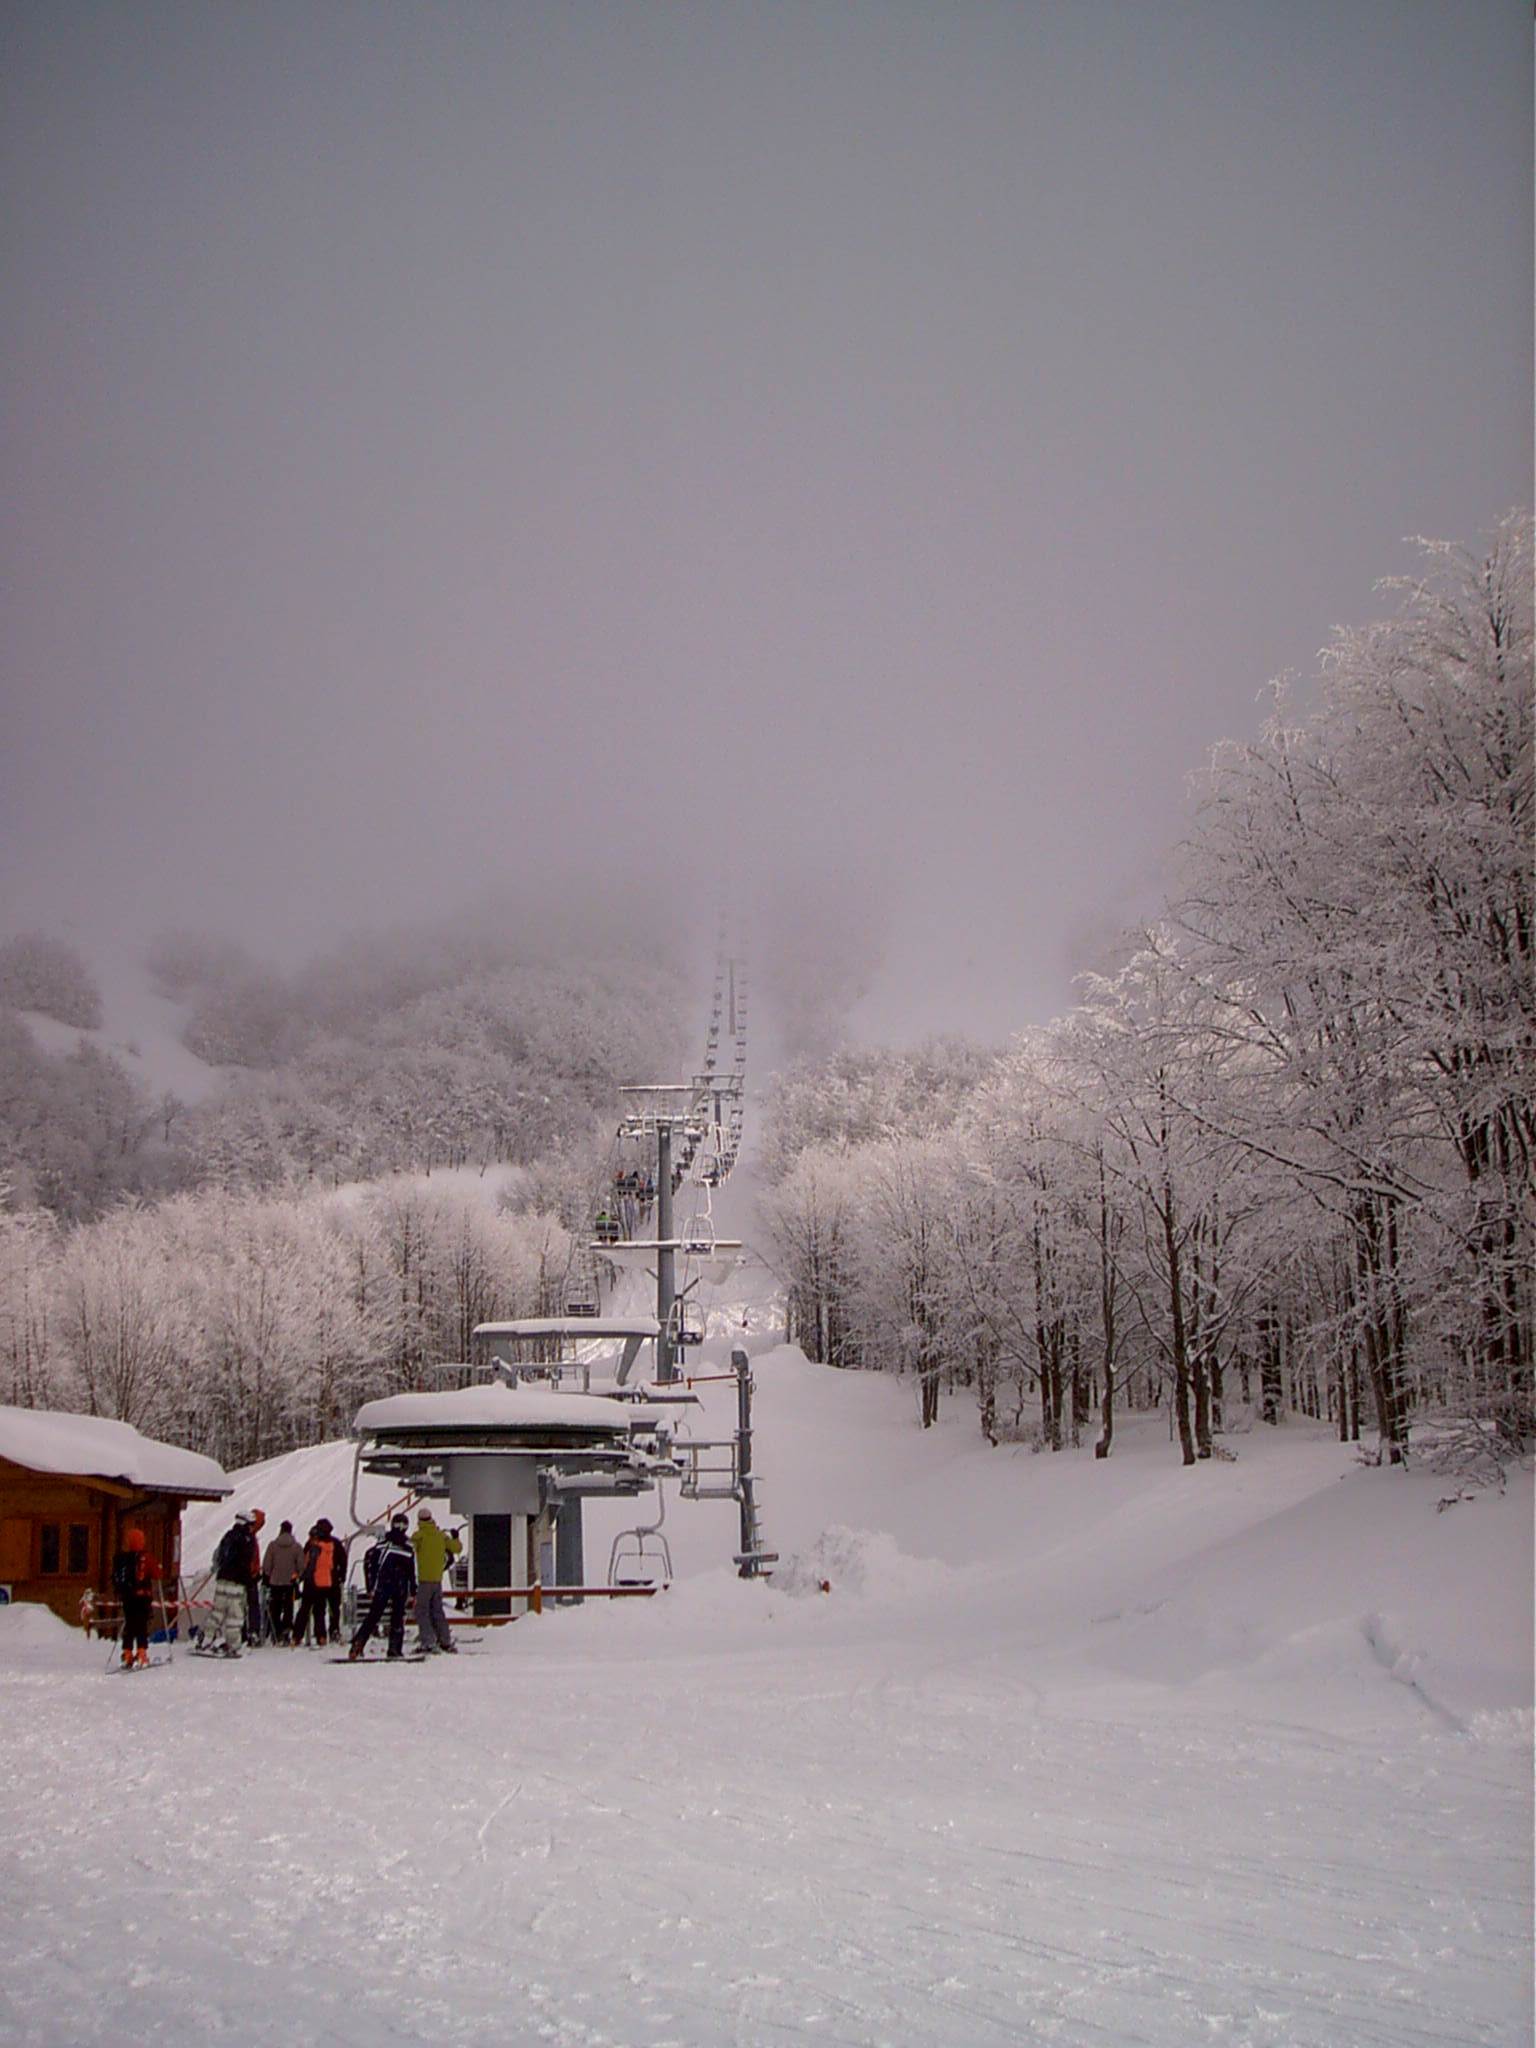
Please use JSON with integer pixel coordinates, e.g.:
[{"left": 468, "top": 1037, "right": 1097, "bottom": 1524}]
[
  {"left": 761, "top": 518, "right": 1533, "bottom": 1471},
  {"left": 0, "top": 909, "right": 687, "bottom": 1460},
  {"left": 0, "top": 912, "right": 688, "bottom": 1216},
  {"left": 0, "top": 934, "right": 104, "bottom": 1030}
]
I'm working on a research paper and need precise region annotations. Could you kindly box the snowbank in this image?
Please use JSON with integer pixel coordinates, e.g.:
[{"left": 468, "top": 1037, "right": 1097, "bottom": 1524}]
[
  {"left": 1072, "top": 1458, "right": 1534, "bottom": 1733},
  {"left": 0, "top": 1600, "right": 99, "bottom": 1671}
]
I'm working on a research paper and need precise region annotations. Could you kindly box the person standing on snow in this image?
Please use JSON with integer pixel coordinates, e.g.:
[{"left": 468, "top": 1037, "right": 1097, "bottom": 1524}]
[
  {"left": 411, "top": 1507, "right": 462, "bottom": 1655},
  {"left": 243, "top": 1508, "right": 267, "bottom": 1644},
  {"left": 348, "top": 1515, "right": 416, "bottom": 1660},
  {"left": 203, "top": 1509, "right": 262, "bottom": 1657},
  {"left": 320, "top": 1519, "right": 348, "bottom": 1644},
  {"left": 262, "top": 1518, "right": 305, "bottom": 1644},
  {"left": 111, "top": 1526, "right": 161, "bottom": 1669},
  {"left": 292, "top": 1520, "right": 334, "bottom": 1646}
]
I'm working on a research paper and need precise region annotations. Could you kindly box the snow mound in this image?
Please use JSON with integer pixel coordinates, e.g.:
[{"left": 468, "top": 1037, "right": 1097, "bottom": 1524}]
[
  {"left": 1071, "top": 1463, "right": 1532, "bottom": 1730},
  {"left": 0, "top": 1601, "right": 77, "bottom": 1648},
  {"left": 774, "top": 1524, "right": 953, "bottom": 1602},
  {"left": 0, "top": 1600, "right": 100, "bottom": 1670}
]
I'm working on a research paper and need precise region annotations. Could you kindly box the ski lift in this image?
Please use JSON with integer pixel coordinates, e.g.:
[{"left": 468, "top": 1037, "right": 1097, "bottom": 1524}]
[
  {"left": 669, "top": 1300, "right": 705, "bottom": 1349},
  {"left": 680, "top": 1214, "right": 716, "bottom": 1256},
  {"left": 609, "top": 1485, "right": 673, "bottom": 1588}
]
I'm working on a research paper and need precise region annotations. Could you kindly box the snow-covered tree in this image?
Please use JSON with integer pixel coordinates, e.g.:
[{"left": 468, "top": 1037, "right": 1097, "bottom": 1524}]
[{"left": 0, "top": 933, "right": 104, "bottom": 1029}]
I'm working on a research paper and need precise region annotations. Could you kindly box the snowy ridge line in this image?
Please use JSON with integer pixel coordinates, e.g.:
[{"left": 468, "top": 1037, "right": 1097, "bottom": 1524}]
[{"left": 1360, "top": 1613, "right": 1468, "bottom": 1734}]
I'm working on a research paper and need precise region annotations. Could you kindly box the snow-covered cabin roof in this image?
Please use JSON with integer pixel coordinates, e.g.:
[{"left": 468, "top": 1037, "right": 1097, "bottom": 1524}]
[
  {"left": 473, "top": 1317, "right": 660, "bottom": 1341},
  {"left": 354, "top": 1385, "right": 634, "bottom": 1437},
  {"left": 0, "top": 1406, "right": 230, "bottom": 1499}
]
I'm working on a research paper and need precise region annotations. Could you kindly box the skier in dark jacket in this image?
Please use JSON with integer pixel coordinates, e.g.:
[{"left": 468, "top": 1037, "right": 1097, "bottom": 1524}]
[
  {"left": 112, "top": 1527, "right": 161, "bottom": 1669},
  {"left": 348, "top": 1516, "right": 416, "bottom": 1660},
  {"left": 202, "top": 1509, "right": 262, "bottom": 1656}
]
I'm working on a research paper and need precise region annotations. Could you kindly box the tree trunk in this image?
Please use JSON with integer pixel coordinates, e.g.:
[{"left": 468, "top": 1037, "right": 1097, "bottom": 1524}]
[
  {"left": 1095, "top": 1365, "right": 1114, "bottom": 1457},
  {"left": 1193, "top": 1351, "right": 1213, "bottom": 1458},
  {"left": 1069, "top": 1328, "right": 1088, "bottom": 1446},
  {"left": 1258, "top": 1306, "right": 1282, "bottom": 1426},
  {"left": 1162, "top": 1192, "right": 1197, "bottom": 1466},
  {"left": 1355, "top": 1195, "right": 1408, "bottom": 1463}
]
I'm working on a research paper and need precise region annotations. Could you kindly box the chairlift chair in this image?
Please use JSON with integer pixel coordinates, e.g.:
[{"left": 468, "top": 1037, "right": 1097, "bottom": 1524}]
[
  {"left": 680, "top": 1213, "right": 717, "bottom": 1256},
  {"left": 608, "top": 1490, "right": 673, "bottom": 1588},
  {"left": 669, "top": 1300, "right": 705, "bottom": 1349}
]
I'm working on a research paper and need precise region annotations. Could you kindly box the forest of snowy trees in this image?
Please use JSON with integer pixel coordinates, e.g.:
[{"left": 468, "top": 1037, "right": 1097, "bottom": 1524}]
[
  {"left": 760, "top": 519, "right": 1533, "bottom": 1470},
  {"left": 1, "top": 521, "right": 1529, "bottom": 1480},
  {"left": 0, "top": 914, "right": 687, "bottom": 1464}
]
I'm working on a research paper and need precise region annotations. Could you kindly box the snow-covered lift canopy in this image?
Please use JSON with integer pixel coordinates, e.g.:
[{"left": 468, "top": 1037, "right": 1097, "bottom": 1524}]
[
  {"left": 474, "top": 1318, "right": 660, "bottom": 1341},
  {"left": 351, "top": 1383, "right": 672, "bottom": 1505},
  {"left": 355, "top": 1384, "right": 637, "bottom": 1443},
  {"left": 473, "top": 1316, "right": 661, "bottom": 1386},
  {"left": 0, "top": 1405, "right": 229, "bottom": 1500}
]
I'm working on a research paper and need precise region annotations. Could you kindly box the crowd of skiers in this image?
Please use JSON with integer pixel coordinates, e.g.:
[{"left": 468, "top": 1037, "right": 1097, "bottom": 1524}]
[{"left": 187, "top": 1503, "right": 464, "bottom": 1662}]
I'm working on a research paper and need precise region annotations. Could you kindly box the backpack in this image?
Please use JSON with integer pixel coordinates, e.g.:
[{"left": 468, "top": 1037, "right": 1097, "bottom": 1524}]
[
  {"left": 363, "top": 1541, "right": 384, "bottom": 1594},
  {"left": 111, "top": 1550, "right": 139, "bottom": 1600},
  {"left": 214, "top": 1525, "right": 248, "bottom": 1580}
]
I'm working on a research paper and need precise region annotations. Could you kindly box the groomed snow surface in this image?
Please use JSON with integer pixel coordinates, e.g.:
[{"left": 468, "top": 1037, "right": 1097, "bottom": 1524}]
[{"left": 2, "top": 1345, "right": 1530, "bottom": 2048}]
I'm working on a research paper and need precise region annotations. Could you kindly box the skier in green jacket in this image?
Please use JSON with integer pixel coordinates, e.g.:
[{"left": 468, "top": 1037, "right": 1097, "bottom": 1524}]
[{"left": 411, "top": 1507, "right": 463, "bottom": 1655}]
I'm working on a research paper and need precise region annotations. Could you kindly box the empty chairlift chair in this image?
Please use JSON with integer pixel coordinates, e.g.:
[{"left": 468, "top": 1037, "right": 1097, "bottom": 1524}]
[{"left": 608, "top": 1486, "right": 673, "bottom": 1589}]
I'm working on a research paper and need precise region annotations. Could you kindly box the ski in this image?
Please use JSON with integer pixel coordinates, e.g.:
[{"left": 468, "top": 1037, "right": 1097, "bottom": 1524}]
[
  {"left": 327, "top": 1644, "right": 479, "bottom": 1663},
  {"left": 327, "top": 1652, "right": 434, "bottom": 1664}
]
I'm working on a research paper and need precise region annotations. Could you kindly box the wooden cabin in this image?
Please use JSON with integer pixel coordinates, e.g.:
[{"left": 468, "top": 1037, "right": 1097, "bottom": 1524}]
[{"left": 0, "top": 1406, "right": 229, "bottom": 1629}]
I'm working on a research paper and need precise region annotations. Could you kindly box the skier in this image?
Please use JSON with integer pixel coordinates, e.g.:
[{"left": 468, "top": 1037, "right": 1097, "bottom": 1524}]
[
  {"left": 349, "top": 1515, "right": 416, "bottom": 1660},
  {"left": 202, "top": 1509, "right": 262, "bottom": 1656},
  {"left": 410, "top": 1507, "right": 462, "bottom": 1655},
  {"left": 292, "top": 1520, "right": 334, "bottom": 1646},
  {"left": 319, "top": 1519, "right": 348, "bottom": 1644},
  {"left": 243, "top": 1507, "right": 267, "bottom": 1644},
  {"left": 262, "top": 1518, "right": 305, "bottom": 1644},
  {"left": 111, "top": 1526, "right": 160, "bottom": 1669}
]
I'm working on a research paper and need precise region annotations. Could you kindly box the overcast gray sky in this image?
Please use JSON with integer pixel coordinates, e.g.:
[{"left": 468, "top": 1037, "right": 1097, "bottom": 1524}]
[{"left": 3, "top": 1, "right": 1529, "bottom": 1041}]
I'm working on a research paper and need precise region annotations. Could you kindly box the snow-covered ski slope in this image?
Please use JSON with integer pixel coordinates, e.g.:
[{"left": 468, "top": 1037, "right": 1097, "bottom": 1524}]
[
  {"left": 13, "top": 942, "right": 224, "bottom": 1103},
  {"left": 3, "top": 1347, "right": 1530, "bottom": 2048}
]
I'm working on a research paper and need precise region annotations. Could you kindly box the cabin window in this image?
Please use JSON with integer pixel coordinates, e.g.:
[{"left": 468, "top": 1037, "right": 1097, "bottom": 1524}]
[{"left": 37, "top": 1524, "right": 90, "bottom": 1575}]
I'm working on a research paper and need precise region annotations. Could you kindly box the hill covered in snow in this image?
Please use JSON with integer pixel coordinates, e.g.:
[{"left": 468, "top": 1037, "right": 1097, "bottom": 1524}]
[
  {"left": 5, "top": 1343, "right": 1529, "bottom": 2047},
  {"left": 12, "top": 940, "right": 224, "bottom": 1104}
]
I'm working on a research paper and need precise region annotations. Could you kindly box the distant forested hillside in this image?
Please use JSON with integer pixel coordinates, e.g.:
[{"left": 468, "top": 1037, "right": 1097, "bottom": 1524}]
[
  {"left": 0, "top": 913, "right": 688, "bottom": 1218},
  {"left": 0, "top": 911, "right": 691, "bottom": 1461}
]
